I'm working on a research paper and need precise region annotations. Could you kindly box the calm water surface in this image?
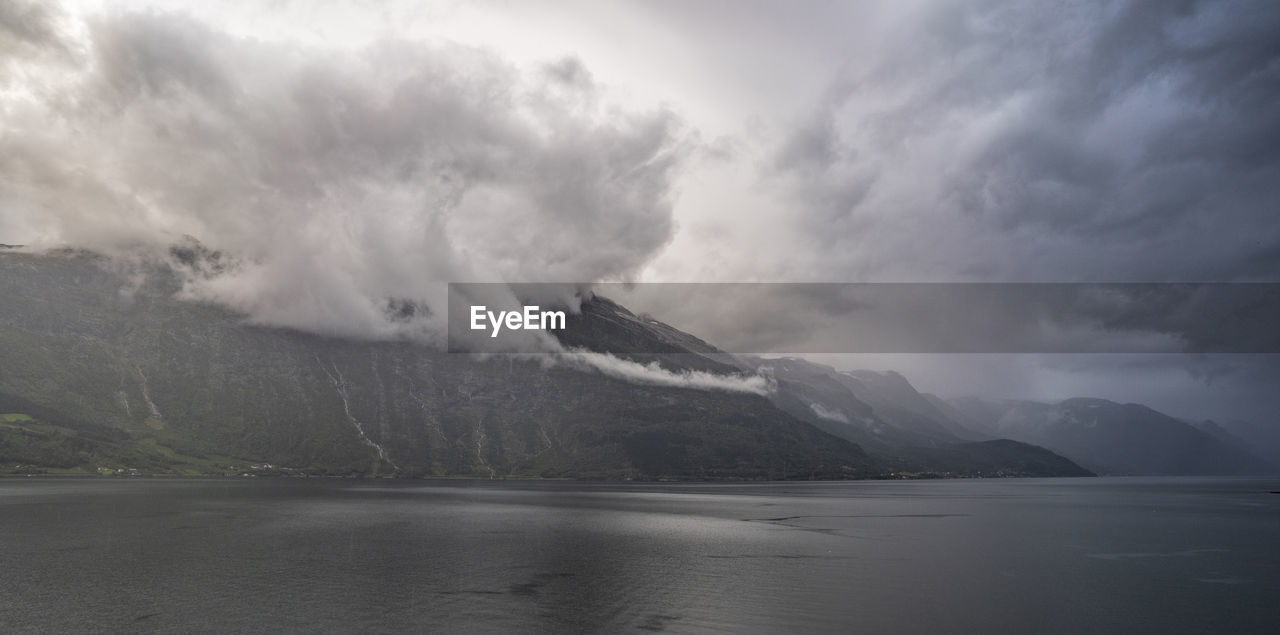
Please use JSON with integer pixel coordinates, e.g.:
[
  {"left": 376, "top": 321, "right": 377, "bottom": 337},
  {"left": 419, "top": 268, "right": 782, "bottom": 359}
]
[{"left": 1, "top": 477, "right": 1277, "bottom": 633}]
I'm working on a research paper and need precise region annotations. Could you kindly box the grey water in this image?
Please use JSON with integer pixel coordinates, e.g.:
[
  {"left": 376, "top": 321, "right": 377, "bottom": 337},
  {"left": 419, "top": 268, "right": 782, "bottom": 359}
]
[{"left": 1, "top": 477, "right": 1277, "bottom": 633}]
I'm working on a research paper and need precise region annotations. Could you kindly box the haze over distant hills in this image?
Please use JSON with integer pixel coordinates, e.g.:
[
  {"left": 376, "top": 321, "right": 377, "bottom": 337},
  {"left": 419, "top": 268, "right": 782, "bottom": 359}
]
[
  {"left": 1, "top": 248, "right": 1272, "bottom": 479},
  {"left": 943, "top": 396, "right": 1275, "bottom": 476},
  {"left": 740, "top": 353, "right": 1274, "bottom": 477}
]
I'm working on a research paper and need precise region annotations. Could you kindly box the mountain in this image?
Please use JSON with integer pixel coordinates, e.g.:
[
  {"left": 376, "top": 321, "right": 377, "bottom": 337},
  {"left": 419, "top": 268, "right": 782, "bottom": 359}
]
[
  {"left": 1187, "top": 419, "right": 1260, "bottom": 461},
  {"left": 0, "top": 249, "right": 870, "bottom": 479},
  {"left": 734, "top": 356, "right": 1088, "bottom": 476},
  {"left": 837, "top": 370, "right": 987, "bottom": 442},
  {"left": 946, "top": 396, "right": 1275, "bottom": 475},
  {"left": 1215, "top": 418, "right": 1280, "bottom": 467},
  {"left": 0, "top": 248, "right": 1091, "bottom": 479}
]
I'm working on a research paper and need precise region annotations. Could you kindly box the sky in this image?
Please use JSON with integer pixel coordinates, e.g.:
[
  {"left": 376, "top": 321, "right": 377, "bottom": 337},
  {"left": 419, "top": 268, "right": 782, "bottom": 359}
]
[{"left": 2, "top": 0, "right": 1279, "bottom": 423}]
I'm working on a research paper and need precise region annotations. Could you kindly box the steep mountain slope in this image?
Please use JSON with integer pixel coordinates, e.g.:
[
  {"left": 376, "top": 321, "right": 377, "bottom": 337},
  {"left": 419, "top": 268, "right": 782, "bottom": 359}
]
[
  {"left": 837, "top": 370, "right": 986, "bottom": 442},
  {"left": 0, "top": 250, "right": 872, "bottom": 479},
  {"left": 1, "top": 249, "right": 1096, "bottom": 479},
  {"left": 947, "top": 397, "right": 1275, "bottom": 475},
  {"left": 921, "top": 393, "right": 994, "bottom": 440},
  {"left": 735, "top": 357, "right": 887, "bottom": 448}
]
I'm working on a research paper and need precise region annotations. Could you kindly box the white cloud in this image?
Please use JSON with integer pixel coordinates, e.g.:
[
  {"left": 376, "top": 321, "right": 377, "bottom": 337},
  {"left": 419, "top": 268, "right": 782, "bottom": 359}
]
[{"left": 2, "top": 6, "right": 690, "bottom": 341}]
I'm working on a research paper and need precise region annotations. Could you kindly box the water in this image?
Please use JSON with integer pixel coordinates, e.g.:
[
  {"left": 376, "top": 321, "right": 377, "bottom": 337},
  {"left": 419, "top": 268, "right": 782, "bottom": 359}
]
[{"left": 1, "top": 477, "right": 1277, "bottom": 633}]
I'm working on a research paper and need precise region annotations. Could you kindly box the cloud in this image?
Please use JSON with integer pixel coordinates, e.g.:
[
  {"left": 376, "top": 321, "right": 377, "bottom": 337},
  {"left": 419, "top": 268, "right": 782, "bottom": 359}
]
[
  {"left": 5, "top": 1, "right": 1277, "bottom": 412},
  {"left": 604, "top": 282, "right": 1280, "bottom": 355},
  {"left": 0, "top": 0, "right": 66, "bottom": 62},
  {"left": 808, "top": 401, "right": 849, "bottom": 423},
  {"left": 760, "top": 0, "right": 1280, "bottom": 283},
  {"left": 731, "top": 0, "right": 1280, "bottom": 426},
  {"left": 556, "top": 350, "right": 774, "bottom": 396},
  {"left": 1, "top": 6, "right": 690, "bottom": 341},
  {"left": 0, "top": 5, "right": 785, "bottom": 395}
]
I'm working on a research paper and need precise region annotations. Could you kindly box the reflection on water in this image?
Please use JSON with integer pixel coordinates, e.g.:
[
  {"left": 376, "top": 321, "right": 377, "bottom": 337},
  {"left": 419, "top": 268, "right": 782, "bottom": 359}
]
[{"left": 1, "top": 477, "right": 1277, "bottom": 633}]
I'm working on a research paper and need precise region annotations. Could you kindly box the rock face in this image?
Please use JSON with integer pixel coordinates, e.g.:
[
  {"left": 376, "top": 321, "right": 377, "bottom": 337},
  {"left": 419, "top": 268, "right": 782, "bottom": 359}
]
[{"left": 0, "top": 251, "right": 873, "bottom": 478}]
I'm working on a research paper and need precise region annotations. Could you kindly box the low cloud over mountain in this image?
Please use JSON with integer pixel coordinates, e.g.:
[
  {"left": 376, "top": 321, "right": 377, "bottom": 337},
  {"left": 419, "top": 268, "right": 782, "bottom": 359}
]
[{"left": 2, "top": 2, "right": 688, "bottom": 341}]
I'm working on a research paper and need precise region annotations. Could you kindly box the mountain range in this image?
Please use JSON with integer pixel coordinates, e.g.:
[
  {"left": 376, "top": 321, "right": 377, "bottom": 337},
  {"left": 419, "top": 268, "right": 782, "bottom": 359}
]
[
  {"left": 943, "top": 396, "right": 1274, "bottom": 476},
  {"left": 1, "top": 248, "right": 1271, "bottom": 478}
]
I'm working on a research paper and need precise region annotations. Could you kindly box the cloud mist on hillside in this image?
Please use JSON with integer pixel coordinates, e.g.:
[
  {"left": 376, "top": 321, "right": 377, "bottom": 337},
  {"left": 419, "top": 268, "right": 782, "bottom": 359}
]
[
  {"left": 1, "top": 5, "right": 687, "bottom": 341},
  {"left": 0, "top": 2, "right": 782, "bottom": 394}
]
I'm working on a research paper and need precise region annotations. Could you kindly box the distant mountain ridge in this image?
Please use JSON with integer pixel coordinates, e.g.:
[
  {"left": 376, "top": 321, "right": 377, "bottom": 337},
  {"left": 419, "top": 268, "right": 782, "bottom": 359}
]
[
  {"left": 732, "top": 353, "right": 1272, "bottom": 477},
  {"left": 734, "top": 357, "right": 1089, "bottom": 476},
  {"left": 944, "top": 396, "right": 1274, "bottom": 476}
]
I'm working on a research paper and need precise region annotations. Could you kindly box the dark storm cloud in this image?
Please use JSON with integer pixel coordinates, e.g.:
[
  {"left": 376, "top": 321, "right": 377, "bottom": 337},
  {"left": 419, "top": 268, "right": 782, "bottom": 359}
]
[
  {"left": 1, "top": 7, "right": 690, "bottom": 340},
  {"left": 734, "top": 0, "right": 1280, "bottom": 425},
  {"left": 769, "top": 0, "right": 1280, "bottom": 282}
]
